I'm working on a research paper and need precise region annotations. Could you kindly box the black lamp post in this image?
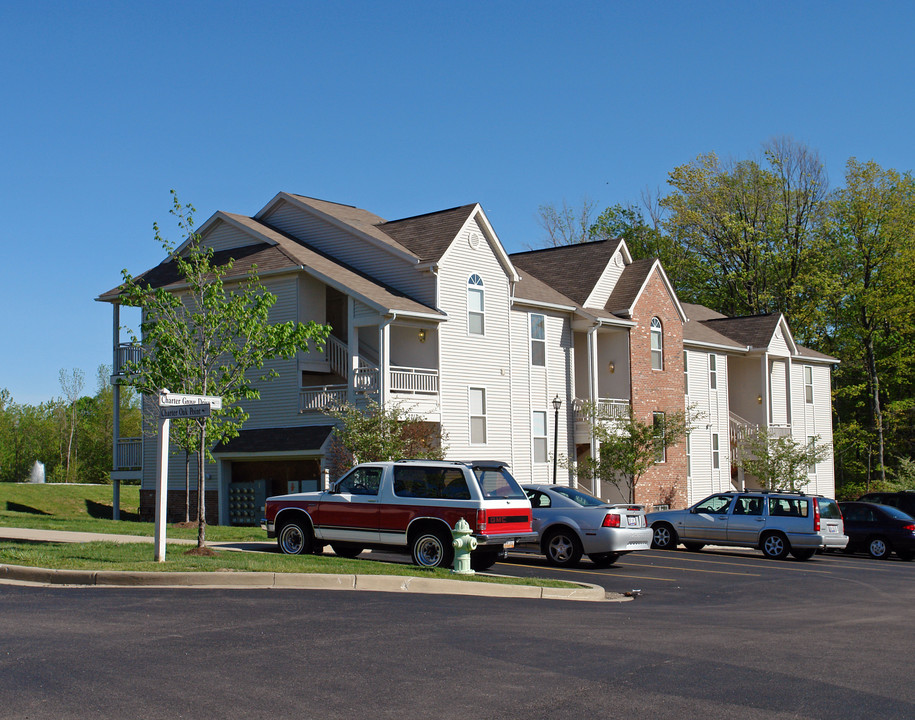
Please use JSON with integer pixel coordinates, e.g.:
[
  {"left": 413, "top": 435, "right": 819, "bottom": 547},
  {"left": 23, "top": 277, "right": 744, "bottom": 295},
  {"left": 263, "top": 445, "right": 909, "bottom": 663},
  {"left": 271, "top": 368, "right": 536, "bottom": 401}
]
[{"left": 552, "top": 394, "right": 562, "bottom": 484}]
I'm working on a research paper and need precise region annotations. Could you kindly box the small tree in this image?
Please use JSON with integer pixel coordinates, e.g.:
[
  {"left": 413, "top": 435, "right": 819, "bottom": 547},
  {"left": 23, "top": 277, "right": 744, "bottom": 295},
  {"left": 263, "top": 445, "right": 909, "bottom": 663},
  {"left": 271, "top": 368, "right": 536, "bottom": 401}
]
[
  {"left": 324, "top": 400, "right": 447, "bottom": 480},
  {"left": 739, "top": 430, "right": 830, "bottom": 492},
  {"left": 569, "top": 404, "right": 692, "bottom": 503},
  {"left": 119, "top": 191, "right": 330, "bottom": 548}
]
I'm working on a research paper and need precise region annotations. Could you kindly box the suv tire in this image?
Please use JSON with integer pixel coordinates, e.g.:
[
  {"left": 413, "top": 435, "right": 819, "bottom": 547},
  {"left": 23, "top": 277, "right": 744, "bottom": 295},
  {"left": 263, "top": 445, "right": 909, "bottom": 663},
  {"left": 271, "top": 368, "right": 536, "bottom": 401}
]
[
  {"left": 411, "top": 527, "right": 454, "bottom": 569},
  {"left": 760, "top": 531, "right": 790, "bottom": 560},
  {"left": 278, "top": 520, "right": 313, "bottom": 555}
]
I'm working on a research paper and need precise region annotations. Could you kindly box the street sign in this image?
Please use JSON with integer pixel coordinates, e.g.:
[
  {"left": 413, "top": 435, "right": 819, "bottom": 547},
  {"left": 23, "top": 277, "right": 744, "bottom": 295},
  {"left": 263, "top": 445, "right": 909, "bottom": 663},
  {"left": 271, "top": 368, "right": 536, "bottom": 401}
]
[
  {"left": 159, "top": 392, "right": 223, "bottom": 410},
  {"left": 159, "top": 403, "right": 211, "bottom": 420}
]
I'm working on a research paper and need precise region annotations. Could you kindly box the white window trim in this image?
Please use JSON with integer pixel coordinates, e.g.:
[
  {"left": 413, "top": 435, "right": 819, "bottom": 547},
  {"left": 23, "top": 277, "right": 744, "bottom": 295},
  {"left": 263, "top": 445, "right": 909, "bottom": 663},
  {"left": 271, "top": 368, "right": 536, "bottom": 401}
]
[
  {"left": 532, "top": 410, "right": 548, "bottom": 464},
  {"left": 469, "top": 386, "right": 487, "bottom": 445},
  {"left": 709, "top": 353, "right": 718, "bottom": 390},
  {"left": 467, "top": 274, "right": 485, "bottom": 337},
  {"left": 650, "top": 317, "right": 663, "bottom": 370},
  {"left": 530, "top": 313, "right": 546, "bottom": 368},
  {"left": 712, "top": 432, "right": 720, "bottom": 470},
  {"left": 804, "top": 365, "right": 813, "bottom": 404}
]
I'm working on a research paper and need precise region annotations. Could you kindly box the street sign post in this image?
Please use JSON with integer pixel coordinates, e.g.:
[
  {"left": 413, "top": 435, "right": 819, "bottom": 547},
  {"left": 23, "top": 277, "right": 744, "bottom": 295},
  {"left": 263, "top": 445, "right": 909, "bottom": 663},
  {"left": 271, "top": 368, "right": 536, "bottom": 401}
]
[{"left": 153, "top": 389, "right": 222, "bottom": 561}]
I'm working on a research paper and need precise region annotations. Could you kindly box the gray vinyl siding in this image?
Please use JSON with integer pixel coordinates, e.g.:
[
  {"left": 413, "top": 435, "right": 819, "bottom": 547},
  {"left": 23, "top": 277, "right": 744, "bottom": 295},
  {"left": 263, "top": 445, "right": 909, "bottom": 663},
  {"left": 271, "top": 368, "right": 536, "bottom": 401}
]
[
  {"left": 583, "top": 251, "right": 626, "bottom": 309},
  {"left": 261, "top": 199, "right": 436, "bottom": 307},
  {"left": 436, "top": 219, "right": 513, "bottom": 461},
  {"left": 790, "top": 362, "right": 835, "bottom": 496},
  {"left": 770, "top": 359, "right": 788, "bottom": 425},
  {"left": 684, "top": 349, "right": 731, "bottom": 504}
]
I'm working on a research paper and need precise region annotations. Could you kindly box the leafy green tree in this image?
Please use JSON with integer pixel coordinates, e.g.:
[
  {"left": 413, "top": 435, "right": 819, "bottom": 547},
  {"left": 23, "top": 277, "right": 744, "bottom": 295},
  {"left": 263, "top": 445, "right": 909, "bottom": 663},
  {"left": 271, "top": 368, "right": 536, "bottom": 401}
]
[
  {"left": 324, "top": 400, "right": 447, "bottom": 480},
  {"left": 119, "top": 191, "right": 330, "bottom": 547},
  {"left": 569, "top": 404, "right": 692, "bottom": 503},
  {"left": 738, "top": 431, "right": 830, "bottom": 492}
]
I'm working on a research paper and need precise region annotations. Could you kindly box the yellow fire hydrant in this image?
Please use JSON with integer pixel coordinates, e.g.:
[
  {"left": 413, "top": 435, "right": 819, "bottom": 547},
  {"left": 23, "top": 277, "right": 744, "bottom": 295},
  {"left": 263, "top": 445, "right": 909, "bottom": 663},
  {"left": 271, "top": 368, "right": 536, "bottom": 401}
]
[{"left": 451, "top": 518, "right": 478, "bottom": 575}]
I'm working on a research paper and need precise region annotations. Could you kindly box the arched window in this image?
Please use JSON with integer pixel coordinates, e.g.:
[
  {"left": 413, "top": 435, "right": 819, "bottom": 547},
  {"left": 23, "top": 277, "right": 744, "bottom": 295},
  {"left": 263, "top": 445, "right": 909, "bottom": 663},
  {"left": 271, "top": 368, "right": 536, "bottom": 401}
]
[
  {"left": 468, "top": 274, "right": 484, "bottom": 335},
  {"left": 650, "top": 317, "right": 663, "bottom": 370}
]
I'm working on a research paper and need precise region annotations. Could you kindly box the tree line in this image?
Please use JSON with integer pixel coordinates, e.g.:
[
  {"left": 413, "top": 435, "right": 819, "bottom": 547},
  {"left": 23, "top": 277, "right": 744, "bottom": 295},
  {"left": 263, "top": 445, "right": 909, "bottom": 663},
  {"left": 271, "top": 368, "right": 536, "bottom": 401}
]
[
  {"left": 0, "top": 367, "right": 141, "bottom": 484},
  {"left": 538, "top": 137, "right": 915, "bottom": 497}
]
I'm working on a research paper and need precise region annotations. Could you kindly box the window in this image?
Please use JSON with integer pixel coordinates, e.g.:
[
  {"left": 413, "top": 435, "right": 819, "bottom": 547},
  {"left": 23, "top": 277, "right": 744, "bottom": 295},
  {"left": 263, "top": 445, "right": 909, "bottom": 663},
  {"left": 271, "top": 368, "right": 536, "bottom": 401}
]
[
  {"left": 733, "top": 496, "right": 764, "bottom": 516},
  {"left": 469, "top": 387, "right": 487, "bottom": 444},
  {"left": 467, "top": 274, "right": 485, "bottom": 335},
  {"left": 804, "top": 366, "right": 813, "bottom": 403},
  {"left": 393, "top": 466, "right": 470, "bottom": 500},
  {"left": 650, "top": 317, "right": 663, "bottom": 370},
  {"left": 653, "top": 411, "right": 666, "bottom": 463},
  {"left": 336, "top": 466, "right": 382, "bottom": 495},
  {"left": 532, "top": 411, "right": 548, "bottom": 463},
  {"left": 525, "top": 489, "right": 552, "bottom": 508},
  {"left": 530, "top": 313, "right": 546, "bottom": 366},
  {"left": 694, "top": 494, "right": 732, "bottom": 514},
  {"left": 768, "top": 497, "right": 809, "bottom": 518},
  {"left": 712, "top": 433, "right": 720, "bottom": 470},
  {"left": 683, "top": 352, "right": 689, "bottom": 394},
  {"left": 709, "top": 354, "right": 718, "bottom": 390}
]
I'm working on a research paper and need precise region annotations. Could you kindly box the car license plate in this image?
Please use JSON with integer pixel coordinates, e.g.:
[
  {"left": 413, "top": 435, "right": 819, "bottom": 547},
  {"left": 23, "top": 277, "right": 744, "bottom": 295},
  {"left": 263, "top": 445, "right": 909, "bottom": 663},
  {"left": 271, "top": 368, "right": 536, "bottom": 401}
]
[
  {"left": 503, "top": 540, "right": 514, "bottom": 549},
  {"left": 627, "top": 516, "right": 639, "bottom": 527},
  {"left": 827, "top": 524, "right": 838, "bottom": 533}
]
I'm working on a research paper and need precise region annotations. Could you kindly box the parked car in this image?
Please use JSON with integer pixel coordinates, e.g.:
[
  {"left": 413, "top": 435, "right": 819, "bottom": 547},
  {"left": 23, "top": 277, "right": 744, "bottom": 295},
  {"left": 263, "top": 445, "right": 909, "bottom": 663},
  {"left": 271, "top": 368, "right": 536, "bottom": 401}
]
[
  {"left": 838, "top": 501, "right": 915, "bottom": 560},
  {"left": 519, "top": 484, "right": 653, "bottom": 567},
  {"left": 262, "top": 459, "right": 537, "bottom": 571},
  {"left": 856, "top": 491, "right": 915, "bottom": 517},
  {"left": 646, "top": 491, "right": 848, "bottom": 560}
]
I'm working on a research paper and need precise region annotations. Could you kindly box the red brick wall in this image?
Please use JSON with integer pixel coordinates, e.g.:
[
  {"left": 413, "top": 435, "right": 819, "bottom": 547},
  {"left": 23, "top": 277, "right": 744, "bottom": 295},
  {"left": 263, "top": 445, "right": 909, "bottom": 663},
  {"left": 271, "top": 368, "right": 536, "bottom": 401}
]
[
  {"left": 628, "top": 268, "right": 688, "bottom": 508},
  {"left": 140, "top": 489, "right": 219, "bottom": 524}
]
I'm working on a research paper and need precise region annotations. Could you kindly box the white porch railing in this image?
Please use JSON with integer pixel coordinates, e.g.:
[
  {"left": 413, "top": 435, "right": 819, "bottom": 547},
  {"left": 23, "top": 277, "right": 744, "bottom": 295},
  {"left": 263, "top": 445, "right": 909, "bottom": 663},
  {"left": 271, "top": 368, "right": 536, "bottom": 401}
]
[
  {"left": 114, "top": 343, "right": 143, "bottom": 375},
  {"left": 729, "top": 412, "right": 757, "bottom": 444},
  {"left": 354, "top": 364, "right": 380, "bottom": 393},
  {"left": 116, "top": 437, "right": 142, "bottom": 470},
  {"left": 390, "top": 366, "right": 439, "bottom": 395},
  {"left": 300, "top": 385, "right": 347, "bottom": 413},
  {"left": 573, "top": 397, "right": 630, "bottom": 422},
  {"left": 326, "top": 335, "right": 348, "bottom": 377}
]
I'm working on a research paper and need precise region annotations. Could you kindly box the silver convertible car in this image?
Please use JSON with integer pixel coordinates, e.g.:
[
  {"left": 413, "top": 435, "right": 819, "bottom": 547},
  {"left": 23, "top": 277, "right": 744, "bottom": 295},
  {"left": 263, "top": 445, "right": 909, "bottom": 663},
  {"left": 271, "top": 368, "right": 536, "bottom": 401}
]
[{"left": 521, "top": 484, "right": 653, "bottom": 567}]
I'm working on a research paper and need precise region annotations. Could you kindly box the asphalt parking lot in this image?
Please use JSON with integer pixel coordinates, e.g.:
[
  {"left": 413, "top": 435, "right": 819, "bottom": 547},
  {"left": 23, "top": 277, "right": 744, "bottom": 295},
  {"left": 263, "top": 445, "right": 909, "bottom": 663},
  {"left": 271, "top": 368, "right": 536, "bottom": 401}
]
[{"left": 492, "top": 545, "right": 915, "bottom": 599}]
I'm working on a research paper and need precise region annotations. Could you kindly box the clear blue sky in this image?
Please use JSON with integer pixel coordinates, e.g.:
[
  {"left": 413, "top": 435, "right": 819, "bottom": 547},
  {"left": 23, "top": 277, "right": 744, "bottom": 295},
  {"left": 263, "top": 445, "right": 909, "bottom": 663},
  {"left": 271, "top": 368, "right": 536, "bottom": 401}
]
[{"left": 2, "top": 1, "right": 913, "bottom": 405}]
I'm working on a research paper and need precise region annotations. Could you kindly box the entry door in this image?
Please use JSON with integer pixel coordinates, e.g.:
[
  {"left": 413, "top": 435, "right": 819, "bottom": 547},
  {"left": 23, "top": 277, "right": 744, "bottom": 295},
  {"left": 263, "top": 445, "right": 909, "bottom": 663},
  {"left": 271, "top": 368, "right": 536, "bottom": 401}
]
[{"left": 315, "top": 466, "right": 382, "bottom": 543}]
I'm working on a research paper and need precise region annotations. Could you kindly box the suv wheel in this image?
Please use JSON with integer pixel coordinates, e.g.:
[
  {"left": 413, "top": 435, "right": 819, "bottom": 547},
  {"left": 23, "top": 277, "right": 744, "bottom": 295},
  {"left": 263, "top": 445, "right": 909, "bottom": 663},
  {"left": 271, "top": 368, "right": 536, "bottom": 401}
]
[
  {"left": 411, "top": 528, "right": 454, "bottom": 569},
  {"left": 651, "top": 523, "right": 678, "bottom": 550},
  {"left": 278, "top": 520, "right": 313, "bottom": 555},
  {"left": 544, "top": 528, "right": 583, "bottom": 567},
  {"left": 867, "top": 536, "right": 891, "bottom": 560},
  {"left": 760, "top": 532, "right": 790, "bottom": 560}
]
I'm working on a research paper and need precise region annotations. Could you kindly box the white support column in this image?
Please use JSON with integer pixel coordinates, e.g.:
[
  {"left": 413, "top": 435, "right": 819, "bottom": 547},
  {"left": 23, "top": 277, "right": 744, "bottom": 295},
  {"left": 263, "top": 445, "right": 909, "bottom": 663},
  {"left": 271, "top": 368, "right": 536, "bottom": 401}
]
[
  {"left": 761, "top": 353, "right": 770, "bottom": 428},
  {"left": 112, "top": 303, "right": 121, "bottom": 520},
  {"left": 154, "top": 415, "right": 170, "bottom": 562},
  {"left": 380, "top": 322, "right": 390, "bottom": 406},
  {"left": 588, "top": 326, "right": 599, "bottom": 495},
  {"left": 347, "top": 297, "right": 357, "bottom": 404}
]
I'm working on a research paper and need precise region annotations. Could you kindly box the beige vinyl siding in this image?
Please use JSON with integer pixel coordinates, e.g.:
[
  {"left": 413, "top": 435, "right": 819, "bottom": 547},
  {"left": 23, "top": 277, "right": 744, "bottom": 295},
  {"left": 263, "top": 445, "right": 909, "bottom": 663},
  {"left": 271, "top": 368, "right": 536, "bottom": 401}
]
[
  {"left": 790, "top": 362, "right": 836, "bottom": 496},
  {"left": 436, "top": 219, "right": 513, "bottom": 461},
  {"left": 770, "top": 359, "right": 788, "bottom": 425},
  {"left": 203, "top": 219, "right": 262, "bottom": 252},
  {"left": 261, "top": 199, "right": 436, "bottom": 307},
  {"left": 684, "top": 349, "right": 731, "bottom": 503},
  {"left": 583, "top": 251, "right": 626, "bottom": 309}
]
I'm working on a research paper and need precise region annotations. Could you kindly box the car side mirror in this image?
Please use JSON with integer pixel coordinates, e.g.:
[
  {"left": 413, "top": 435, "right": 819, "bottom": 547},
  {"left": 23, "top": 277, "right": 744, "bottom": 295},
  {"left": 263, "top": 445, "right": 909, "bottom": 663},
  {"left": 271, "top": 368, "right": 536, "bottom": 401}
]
[{"left": 689, "top": 507, "right": 697, "bottom": 514}]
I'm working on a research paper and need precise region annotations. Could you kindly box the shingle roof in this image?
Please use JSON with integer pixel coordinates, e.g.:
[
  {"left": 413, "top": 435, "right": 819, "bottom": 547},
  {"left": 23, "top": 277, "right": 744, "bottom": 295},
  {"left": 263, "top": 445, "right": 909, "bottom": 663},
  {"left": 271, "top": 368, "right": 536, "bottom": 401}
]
[
  {"left": 99, "top": 214, "right": 443, "bottom": 319},
  {"left": 379, "top": 205, "right": 478, "bottom": 263},
  {"left": 509, "top": 240, "right": 622, "bottom": 305},
  {"left": 212, "top": 425, "right": 335, "bottom": 454},
  {"left": 701, "top": 314, "right": 783, "bottom": 349},
  {"left": 604, "top": 258, "right": 656, "bottom": 316}
]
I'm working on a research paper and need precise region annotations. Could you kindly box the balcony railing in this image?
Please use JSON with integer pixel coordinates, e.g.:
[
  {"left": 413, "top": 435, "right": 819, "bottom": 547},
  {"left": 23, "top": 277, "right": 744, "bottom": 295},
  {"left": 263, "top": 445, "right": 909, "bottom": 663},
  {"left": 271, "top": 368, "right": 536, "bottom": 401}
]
[
  {"left": 573, "top": 397, "right": 630, "bottom": 422},
  {"left": 390, "top": 366, "right": 438, "bottom": 395},
  {"left": 114, "top": 343, "right": 144, "bottom": 375},
  {"left": 300, "top": 385, "right": 347, "bottom": 413},
  {"left": 115, "top": 437, "right": 142, "bottom": 470}
]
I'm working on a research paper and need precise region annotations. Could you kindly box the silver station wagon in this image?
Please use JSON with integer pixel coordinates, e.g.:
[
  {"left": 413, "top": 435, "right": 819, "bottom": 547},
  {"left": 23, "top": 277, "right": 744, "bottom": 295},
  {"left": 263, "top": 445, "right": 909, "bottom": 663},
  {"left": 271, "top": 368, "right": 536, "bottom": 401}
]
[{"left": 646, "top": 491, "right": 848, "bottom": 560}]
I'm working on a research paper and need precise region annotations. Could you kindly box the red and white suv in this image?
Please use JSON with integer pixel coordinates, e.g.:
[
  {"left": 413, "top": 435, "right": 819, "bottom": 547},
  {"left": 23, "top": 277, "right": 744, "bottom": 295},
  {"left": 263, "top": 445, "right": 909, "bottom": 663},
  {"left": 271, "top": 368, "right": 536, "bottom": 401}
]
[{"left": 262, "top": 459, "right": 537, "bottom": 571}]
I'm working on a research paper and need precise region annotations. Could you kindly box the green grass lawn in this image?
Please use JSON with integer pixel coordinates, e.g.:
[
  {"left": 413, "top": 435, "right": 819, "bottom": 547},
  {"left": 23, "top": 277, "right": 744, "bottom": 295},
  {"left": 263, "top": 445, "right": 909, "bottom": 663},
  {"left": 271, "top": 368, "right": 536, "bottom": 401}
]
[
  {"left": 0, "top": 483, "right": 576, "bottom": 588},
  {"left": 0, "top": 482, "right": 261, "bottom": 541}
]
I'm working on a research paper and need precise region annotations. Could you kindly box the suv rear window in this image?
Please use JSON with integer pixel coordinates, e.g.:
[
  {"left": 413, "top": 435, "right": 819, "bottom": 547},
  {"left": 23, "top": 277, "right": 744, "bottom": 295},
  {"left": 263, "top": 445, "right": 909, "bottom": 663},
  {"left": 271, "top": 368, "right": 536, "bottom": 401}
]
[
  {"left": 768, "top": 497, "right": 809, "bottom": 517},
  {"left": 818, "top": 498, "right": 842, "bottom": 519},
  {"left": 393, "top": 467, "right": 471, "bottom": 500},
  {"left": 472, "top": 466, "right": 527, "bottom": 500}
]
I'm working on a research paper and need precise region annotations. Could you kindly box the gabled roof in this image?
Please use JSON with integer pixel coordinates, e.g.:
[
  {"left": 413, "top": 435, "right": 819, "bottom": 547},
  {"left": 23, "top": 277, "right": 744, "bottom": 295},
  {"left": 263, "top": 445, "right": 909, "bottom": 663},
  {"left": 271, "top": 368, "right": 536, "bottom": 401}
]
[
  {"left": 701, "top": 313, "right": 787, "bottom": 350},
  {"left": 509, "top": 240, "right": 622, "bottom": 305},
  {"left": 379, "top": 204, "right": 478, "bottom": 263},
  {"left": 98, "top": 214, "right": 443, "bottom": 320}
]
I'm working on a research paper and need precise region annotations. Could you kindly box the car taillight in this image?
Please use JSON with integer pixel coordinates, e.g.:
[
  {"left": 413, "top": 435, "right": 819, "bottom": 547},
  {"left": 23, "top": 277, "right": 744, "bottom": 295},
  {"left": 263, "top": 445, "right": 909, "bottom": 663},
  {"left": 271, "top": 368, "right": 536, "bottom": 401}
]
[
  {"left": 813, "top": 498, "right": 821, "bottom": 532},
  {"left": 904, "top": 524, "right": 915, "bottom": 534},
  {"left": 476, "top": 509, "right": 486, "bottom": 533},
  {"left": 602, "top": 513, "right": 621, "bottom": 528}
]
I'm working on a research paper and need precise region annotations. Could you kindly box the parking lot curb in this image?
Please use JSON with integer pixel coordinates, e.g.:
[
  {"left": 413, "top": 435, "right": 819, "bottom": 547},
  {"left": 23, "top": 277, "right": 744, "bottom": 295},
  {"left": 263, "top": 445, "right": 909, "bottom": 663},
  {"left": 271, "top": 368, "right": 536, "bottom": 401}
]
[{"left": 0, "top": 563, "right": 613, "bottom": 601}]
